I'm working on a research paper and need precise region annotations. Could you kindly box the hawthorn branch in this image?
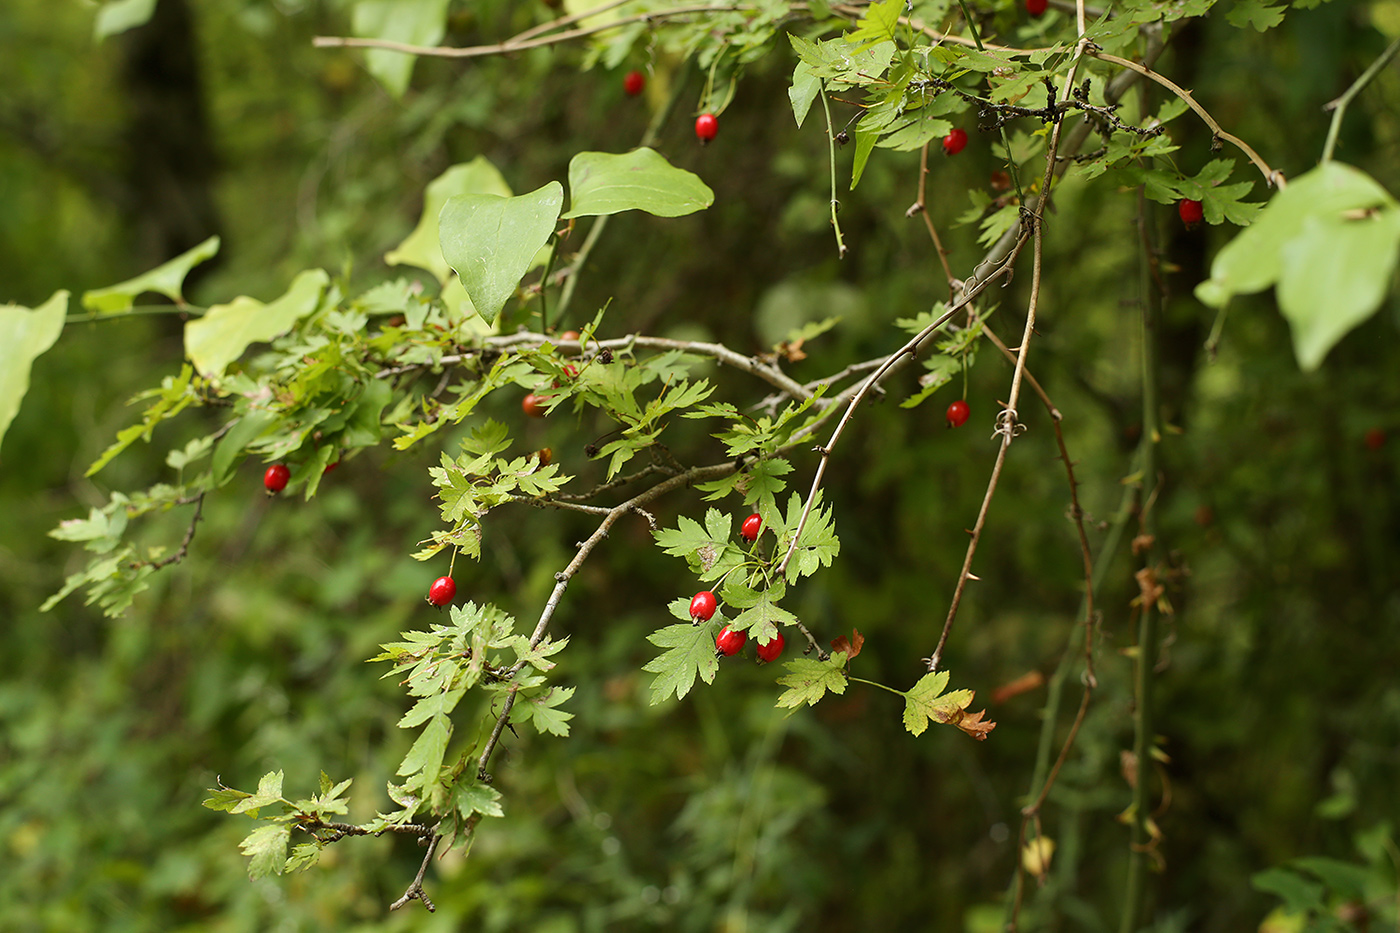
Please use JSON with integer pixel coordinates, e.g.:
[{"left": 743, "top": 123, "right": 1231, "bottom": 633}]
[
  {"left": 313, "top": 4, "right": 755, "bottom": 59},
  {"left": 142, "top": 493, "right": 205, "bottom": 570},
  {"left": 390, "top": 828, "right": 443, "bottom": 912},
  {"left": 1089, "top": 50, "right": 1285, "bottom": 188}
]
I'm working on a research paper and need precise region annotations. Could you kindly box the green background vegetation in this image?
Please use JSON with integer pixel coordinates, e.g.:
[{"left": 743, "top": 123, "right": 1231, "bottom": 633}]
[{"left": 2, "top": 1, "right": 1399, "bottom": 930}]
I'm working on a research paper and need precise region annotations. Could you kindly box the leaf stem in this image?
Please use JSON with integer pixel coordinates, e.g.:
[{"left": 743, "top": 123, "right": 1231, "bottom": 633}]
[
  {"left": 1321, "top": 35, "right": 1400, "bottom": 164},
  {"left": 819, "top": 88, "right": 848, "bottom": 258}
]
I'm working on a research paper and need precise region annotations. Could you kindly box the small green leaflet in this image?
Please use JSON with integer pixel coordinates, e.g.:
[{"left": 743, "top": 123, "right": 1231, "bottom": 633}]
[
  {"left": 453, "top": 780, "right": 505, "bottom": 820},
  {"left": 902, "top": 671, "right": 974, "bottom": 737},
  {"left": 512, "top": 686, "right": 575, "bottom": 736},
  {"left": 239, "top": 824, "right": 290, "bottom": 879},
  {"left": 644, "top": 622, "right": 720, "bottom": 704},
  {"left": 653, "top": 508, "right": 744, "bottom": 581},
  {"left": 776, "top": 653, "right": 849, "bottom": 708},
  {"left": 779, "top": 491, "right": 840, "bottom": 582},
  {"left": 725, "top": 582, "right": 796, "bottom": 645}
]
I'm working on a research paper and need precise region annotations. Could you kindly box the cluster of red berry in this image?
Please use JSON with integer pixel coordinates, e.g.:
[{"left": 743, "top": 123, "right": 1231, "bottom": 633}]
[{"left": 685, "top": 512, "right": 786, "bottom": 663}]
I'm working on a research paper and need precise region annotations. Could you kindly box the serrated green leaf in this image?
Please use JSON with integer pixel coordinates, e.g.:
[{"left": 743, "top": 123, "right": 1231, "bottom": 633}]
[
  {"left": 285, "top": 843, "right": 321, "bottom": 873},
  {"left": 728, "top": 588, "right": 796, "bottom": 645},
  {"left": 440, "top": 182, "right": 563, "bottom": 324},
  {"left": 776, "top": 653, "right": 849, "bottom": 708},
  {"left": 203, "top": 785, "right": 253, "bottom": 813},
  {"left": 239, "top": 824, "right": 290, "bottom": 880},
  {"left": 902, "top": 672, "right": 973, "bottom": 736},
  {"left": 512, "top": 686, "right": 575, "bottom": 736},
  {"left": 454, "top": 780, "right": 505, "bottom": 819},
  {"left": 563, "top": 148, "right": 714, "bottom": 219},
  {"left": 0, "top": 290, "right": 67, "bottom": 458},
  {"left": 386, "top": 157, "right": 513, "bottom": 284},
  {"left": 398, "top": 688, "right": 466, "bottom": 730},
  {"left": 1226, "top": 0, "right": 1285, "bottom": 31},
  {"left": 230, "top": 770, "right": 286, "bottom": 814},
  {"left": 185, "top": 269, "right": 328, "bottom": 379},
  {"left": 82, "top": 236, "right": 219, "bottom": 314},
  {"left": 643, "top": 622, "right": 720, "bottom": 704},
  {"left": 397, "top": 715, "right": 450, "bottom": 780}
]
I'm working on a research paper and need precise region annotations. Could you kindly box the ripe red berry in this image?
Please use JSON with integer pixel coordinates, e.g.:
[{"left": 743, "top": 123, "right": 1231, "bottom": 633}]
[
  {"left": 690, "top": 590, "right": 717, "bottom": 622},
  {"left": 942, "top": 127, "right": 968, "bottom": 156},
  {"left": 740, "top": 513, "right": 762, "bottom": 542},
  {"left": 1026, "top": 0, "right": 1048, "bottom": 16},
  {"left": 716, "top": 625, "right": 747, "bottom": 656},
  {"left": 623, "top": 70, "right": 645, "bottom": 97},
  {"left": 946, "top": 399, "right": 970, "bottom": 428},
  {"left": 428, "top": 576, "right": 456, "bottom": 607},
  {"left": 263, "top": 463, "right": 290, "bottom": 493},
  {"left": 695, "top": 113, "right": 718, "bottom": 143},
  {"left": 756, "top": 632, "right": 785, "bottom": 663},
  {"left": 1178, "top": 198, "right": 1204, "bottom": 226},
  {"left": 522, "top": 393, "right": 549, "bottom": 418}
]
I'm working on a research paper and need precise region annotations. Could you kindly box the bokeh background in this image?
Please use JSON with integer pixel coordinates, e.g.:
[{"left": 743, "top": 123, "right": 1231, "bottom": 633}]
[{"left": 3, "top": 1, "right": 1399, "bottom": 930}]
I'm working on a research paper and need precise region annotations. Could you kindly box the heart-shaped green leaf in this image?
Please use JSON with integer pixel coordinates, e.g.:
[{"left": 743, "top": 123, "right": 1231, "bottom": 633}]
[
  {"left": 563, "top": 149, "right": 714, "bottom": 219},
  {"left": 439, "top": 182, "right": 563, "bottom": 324},
  {"left": 386, "top": 158, "right": 513, "bottom": 284}
]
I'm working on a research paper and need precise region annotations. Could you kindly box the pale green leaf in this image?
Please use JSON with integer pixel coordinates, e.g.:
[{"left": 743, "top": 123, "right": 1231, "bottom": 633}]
[
  {"left": 776, "top": 653, "right": 849, "bottom": 708},
  {"left": 643, "top": 622, "right": 720, "bottom": 704},
  {"left": 563, "top": 148, "right": 714, "bottom": 219},
  {"left": 789, "top": 61, "right": 822, "bottom": 128},
  {"left": 82, "top": 236, "right": 219, "bottom": 314},
  {"left": 93, "top": 0, "right": 156, "bottom": 40},
  {"left": 185, "top": 269, "right": 329, "bottom": 378},
  {"left": 351, "top": 0, "right": 451, "bottom": 98},
  {"left": 439, "top": 182, "right": 564, "bottom": 324},
  {"left": 0, "top": 290, "right": 67, "bottom": 458},
  {"left": 385, "top": 158, "right": 513, "bottom": 284},
  {"left": 902, "top": 671, "right": 973, "bottom": 736},
  {"left": 239, "top": 824, "right": 290, "bottom": 880}
]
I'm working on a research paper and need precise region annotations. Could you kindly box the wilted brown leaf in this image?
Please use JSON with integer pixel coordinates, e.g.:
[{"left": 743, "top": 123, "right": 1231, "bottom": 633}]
[{"left": 830, "top": 629, "right": 864, "bottom": 662}]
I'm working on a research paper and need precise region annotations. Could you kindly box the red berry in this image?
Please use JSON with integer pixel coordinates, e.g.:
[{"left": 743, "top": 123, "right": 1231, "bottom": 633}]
[
  {"left": 942, "top": 127, "right": 968, "bottom": 156},
  {"left": 623, "top": 70, "right": 645, "bottom": 97},
  {"left": 559, "top": 330, "right": 580, "bottom": 342},
  {"left": 263, "top": 463, "right": 290, "bottom": 493},
  {"left": 740, "top": 513, "right": 762, "bottom": 542},
  {"left": 716, "top": 626, "right": 747, "bottom": 656},
  {"left": 1365, "top": 427, "right": 1386, "bottom": 451},
  {"left": 323, "top": 460, "right": 340, "bottom": 474},
  {"left": 689, "top": 590, "right": 717, "bottom": 622},
  {"left": 428, "top": 576, "right": 456, "bottom": 607},
  {"left": 522, "top": 393, "right": 549, "bottom": 418},
  {"left": 946, "top": 399, "right": 970, "bottom": 428},
  {"left": 1026, "top": 0, "right": 1048, "bottom": 16},
  {"left": 695, "top": 113, "right": 718, "bottom": 143},
  {"left": 1178, "top": 198, "right": 1204, "bottom": 226},
  {"left": 756, "top": 632, "right": 785, "bottom": 663}
]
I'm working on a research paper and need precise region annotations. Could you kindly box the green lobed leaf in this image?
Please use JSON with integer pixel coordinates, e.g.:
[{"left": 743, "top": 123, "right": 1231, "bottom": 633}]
[
  {"left": 776, "top": 653, "right": 849, "bottom": 708},
  {"left": 185, "top": 268, "right": 329, "bottom": 379},
  {"left": 385, "top": 157, "right": 513, "bottom": 284},
  {"left": 81, "top": 236, "right": 219, "bottom": 314},
  {"left": 512, "top": 686, "right": 576, "bottom": 736},
  {"left": 643, "top": 622, "right": 721, "bottom": 704},
  {"left": 563, "top": 149, "right": 714, "bottom": 219},
  {"left": 0, "top": 290, "right": 68, "bottom": 458},
  {"left": 397, "top": 716, "right": 450, "bottom": 780},
  {"left": 239, "top": 824, "right": 290, "bottom": 880},
  {"left": 902, "top": 672, "right": 975, "bottom": 737},
  {"left": 454, "top": 781, "right": 505, "bottom": 820},
  {"left": 439, "top": 182, "right": 564, "bottom": 324}
]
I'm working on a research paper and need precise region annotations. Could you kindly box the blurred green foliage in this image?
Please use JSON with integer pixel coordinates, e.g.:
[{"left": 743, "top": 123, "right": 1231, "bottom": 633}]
[{"left": 3, "top": 1, "right": 1400, "bottom": 931}]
